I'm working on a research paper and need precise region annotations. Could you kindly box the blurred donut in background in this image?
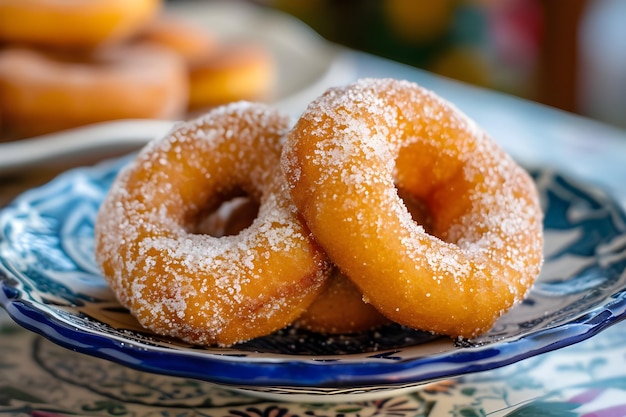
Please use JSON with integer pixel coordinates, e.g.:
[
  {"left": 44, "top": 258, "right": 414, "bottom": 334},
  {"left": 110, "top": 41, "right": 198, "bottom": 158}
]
[
  {"left": 0, "top": 0, "right": 161, "bottom": 49},
  {"left": 138, "top": 16, "right": 275, "bottom": 112},
  {"left": 187, "top": 42, "right": 275, "bottom": 111},
  {"left": 137, "top": 15, "right": 220, "bottom": 68},
  {"left": 0, "top": 45, "right": 188, "bottom": 139},
  {"left": 0, "top": 0, "right": 276, "bottom": 140}
]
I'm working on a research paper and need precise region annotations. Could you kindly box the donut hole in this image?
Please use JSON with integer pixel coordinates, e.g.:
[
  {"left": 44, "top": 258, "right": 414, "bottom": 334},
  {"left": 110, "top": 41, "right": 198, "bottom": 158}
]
[
  {"left": 397, "top": 186, "right": 435, "bottom": 235},
  {"left": 188, "top": 193, "right": 260, "bottom": 237}
]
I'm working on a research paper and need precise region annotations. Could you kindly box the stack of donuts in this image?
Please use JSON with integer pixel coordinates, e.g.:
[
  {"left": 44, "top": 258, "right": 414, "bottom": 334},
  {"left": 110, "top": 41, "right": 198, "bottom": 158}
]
[
  {"left": 95, "top": 78, "right": 544, "bottom": 347},
  {"left": 0, "top": 0, "right": 275, "bottom": 140}
]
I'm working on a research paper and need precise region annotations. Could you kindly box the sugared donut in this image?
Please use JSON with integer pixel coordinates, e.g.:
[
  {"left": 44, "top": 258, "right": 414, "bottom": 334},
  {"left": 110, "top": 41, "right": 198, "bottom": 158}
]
[
  {"left": 282, "top": 78, "right": 544, "bottom": 339},
  {"left": 0, "top": 45, "right": 188, "bottom": 138},
  {"left": 0, "top": 0, "right": 161, "bottom": 49},
  {"left": 95, "top": 102, "right": 330, "bottom": 347},
  {"left": 295, "top": 269, "right": 390, "bottom": 334},
  {"left": 193, "top": 194, "right": 388, "bottom": 335},
  {"left": 295, "top": 183, "right": 436, "bottom": 335},
  {"left": 188, "top": 42, "right": 275, "bottom": 111}
]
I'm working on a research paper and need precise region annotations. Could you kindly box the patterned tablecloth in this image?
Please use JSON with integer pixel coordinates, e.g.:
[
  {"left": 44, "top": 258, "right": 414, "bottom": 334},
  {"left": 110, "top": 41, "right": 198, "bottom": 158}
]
[
  {"left": 1, "top": 46, "right": 626, "bottom": 417},
  {"left": 1, "top": 309, "right": 626, "bottom": 417}
]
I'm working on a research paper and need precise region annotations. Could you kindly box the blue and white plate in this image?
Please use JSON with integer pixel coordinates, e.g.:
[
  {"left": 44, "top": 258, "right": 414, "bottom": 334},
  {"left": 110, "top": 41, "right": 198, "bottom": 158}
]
[{"left": 1, "top": 156, "right": 626, "bottom": 403}]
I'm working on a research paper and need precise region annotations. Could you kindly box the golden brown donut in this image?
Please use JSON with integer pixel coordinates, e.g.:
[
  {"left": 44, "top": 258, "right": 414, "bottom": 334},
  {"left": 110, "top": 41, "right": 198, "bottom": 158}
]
[
  {"left": 188, "top": 42, "right": 275, "bottom": 111},
  {"left": 137, "top": 15, "right": 219, "bottom": 68},
  {"left": 297, "top": 185, "right": 437, "bottom": 334},
  {"left": 282, "top": 78, "right": 544, "bottom": 339},
  {"left": 295, "top": 269, "right": 390, "bottom": 334},
  {"left": 136, "top": 17, "right": 274, "bottom": 111},
  {"left": 0, "top": 45, "right": 188, "bottom": 138},
  {"left": 95, "top": 102, "right": 330, "bottom": 347},
  {"left": 195, "top": 194, "right": 388, "bottom": 334},
  {"left": 0, "top": 0, "right": 161, "bottom": 49}
]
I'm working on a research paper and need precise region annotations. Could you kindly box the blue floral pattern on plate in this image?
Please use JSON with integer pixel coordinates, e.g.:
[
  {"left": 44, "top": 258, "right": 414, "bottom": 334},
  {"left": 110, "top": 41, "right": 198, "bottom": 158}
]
[
  {"left": 3, "top": 312, "right": 626, "bottom": 416},
  {"left": 0, "top": 155, "right": 625, "bottom": 402}
]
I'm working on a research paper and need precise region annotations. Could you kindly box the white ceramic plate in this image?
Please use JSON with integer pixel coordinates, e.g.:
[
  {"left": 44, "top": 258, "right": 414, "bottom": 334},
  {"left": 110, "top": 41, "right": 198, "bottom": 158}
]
[{"left": 0, "top": 1, "right": 354, "bottom": 175}]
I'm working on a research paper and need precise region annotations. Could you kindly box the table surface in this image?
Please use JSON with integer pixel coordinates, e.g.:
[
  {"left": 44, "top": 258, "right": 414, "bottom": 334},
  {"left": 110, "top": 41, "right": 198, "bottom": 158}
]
[{"left": 1, "top": 45, "right": 626, "bottom": 417}]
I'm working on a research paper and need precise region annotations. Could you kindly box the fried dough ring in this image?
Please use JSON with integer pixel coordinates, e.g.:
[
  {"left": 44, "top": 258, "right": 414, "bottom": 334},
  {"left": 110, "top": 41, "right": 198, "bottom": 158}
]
[
  {"left": 294, "top": 269, "right": 390, "bottom": 334},
  {"left": 0, "top": 45, "right": 188, "bottom": 138},
  {"left": 187, "top": 42, "right": 275, "bottom": 111},
  {"left": 95, "top": 102, "right": 329, "bottom": 346},
  {"left": 137, "top": 15, "right": 219, "bottom": 68},
  {"left": 0, "top": 0, "right": 161, "bottom": 49},
  {"left": 282, "top": 78, "right": 544, "bottom": 338},
  {"left": 195, "top": 194, "right": 388, "bottom": 334}
]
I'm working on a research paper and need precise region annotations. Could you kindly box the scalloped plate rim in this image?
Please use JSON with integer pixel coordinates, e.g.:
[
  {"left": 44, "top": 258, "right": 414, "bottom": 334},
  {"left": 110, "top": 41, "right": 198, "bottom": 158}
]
[{"left": 2, "top": 287, "right": 626, "bottom": 390}]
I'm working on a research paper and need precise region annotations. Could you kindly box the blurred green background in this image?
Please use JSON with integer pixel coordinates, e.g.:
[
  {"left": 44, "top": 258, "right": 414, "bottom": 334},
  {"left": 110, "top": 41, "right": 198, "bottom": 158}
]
[{"left": 254, "top": 0, "right": 626, "bottom": 130}]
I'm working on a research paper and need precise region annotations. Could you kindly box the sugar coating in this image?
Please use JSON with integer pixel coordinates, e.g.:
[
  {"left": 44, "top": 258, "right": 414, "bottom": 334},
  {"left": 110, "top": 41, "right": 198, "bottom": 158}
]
[
  {"left": 94, "top": 102, "right": 329, "bottom": 347},
  {"left": 282, "top": 78, "right": 544, "bottom": 338}
]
